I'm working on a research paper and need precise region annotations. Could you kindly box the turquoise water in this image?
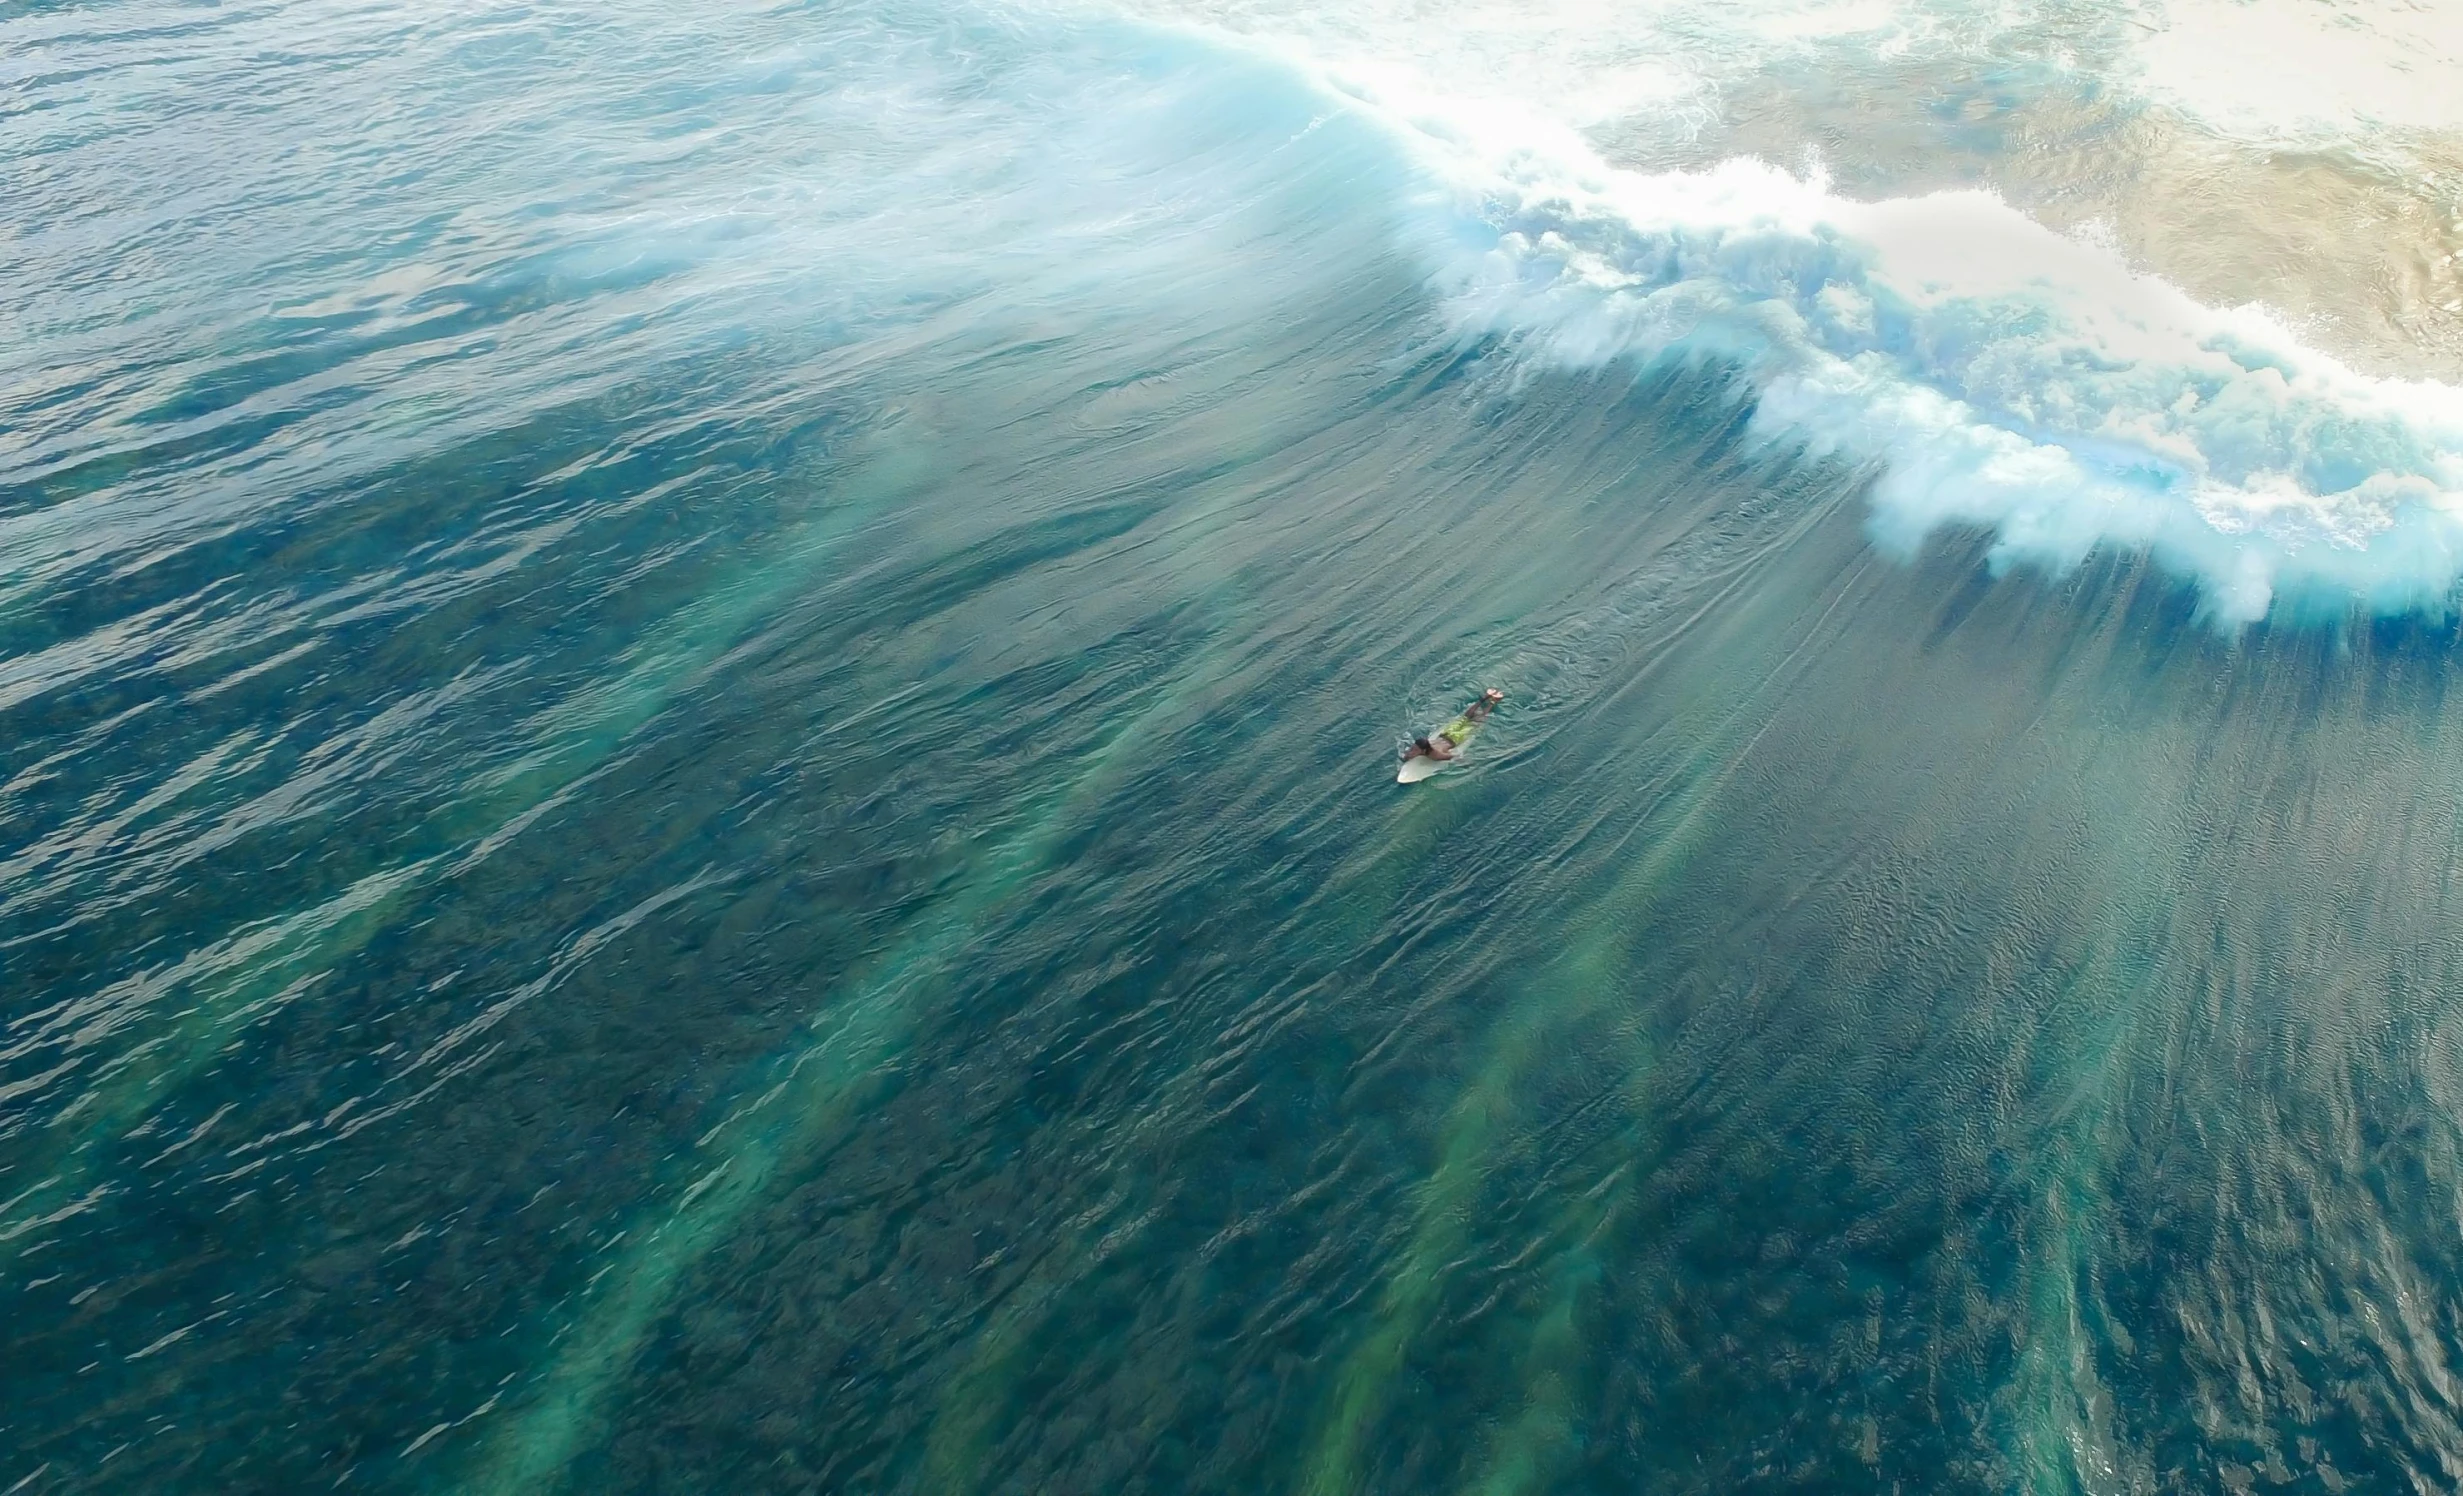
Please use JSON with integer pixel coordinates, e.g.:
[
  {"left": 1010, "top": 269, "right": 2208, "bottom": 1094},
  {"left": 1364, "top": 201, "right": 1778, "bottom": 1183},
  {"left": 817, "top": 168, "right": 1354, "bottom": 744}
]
[{"left": 12, "top": 0, "right": 2463, "bottom": 1490}]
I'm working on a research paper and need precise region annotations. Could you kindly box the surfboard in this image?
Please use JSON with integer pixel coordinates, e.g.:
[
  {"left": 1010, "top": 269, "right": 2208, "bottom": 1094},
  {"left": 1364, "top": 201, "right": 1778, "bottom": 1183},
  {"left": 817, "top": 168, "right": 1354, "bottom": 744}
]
[{"left": 1397, "top": 713, "right": 1482, "bottom": 783}]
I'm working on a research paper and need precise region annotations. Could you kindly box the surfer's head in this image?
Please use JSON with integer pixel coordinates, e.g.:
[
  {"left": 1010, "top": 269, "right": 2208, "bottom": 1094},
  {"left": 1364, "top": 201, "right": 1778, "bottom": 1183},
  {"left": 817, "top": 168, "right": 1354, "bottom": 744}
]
[{"left": 1483, "top": 688, "right": 1503, "bottom": 702}]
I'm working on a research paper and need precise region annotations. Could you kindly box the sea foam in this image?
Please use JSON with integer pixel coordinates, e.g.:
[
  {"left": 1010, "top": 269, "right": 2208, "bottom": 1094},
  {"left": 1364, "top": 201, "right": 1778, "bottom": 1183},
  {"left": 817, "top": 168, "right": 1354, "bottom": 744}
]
[{"left": 1291, "top": 55, "right": 2463, "bottom": 624}]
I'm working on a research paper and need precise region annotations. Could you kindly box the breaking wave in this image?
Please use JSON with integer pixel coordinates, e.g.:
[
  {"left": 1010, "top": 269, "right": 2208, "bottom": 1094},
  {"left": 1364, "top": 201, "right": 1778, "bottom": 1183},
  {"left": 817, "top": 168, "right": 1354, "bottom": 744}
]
[{"left": 1284, "top": 54, "right": 2463, "bottom": 622}]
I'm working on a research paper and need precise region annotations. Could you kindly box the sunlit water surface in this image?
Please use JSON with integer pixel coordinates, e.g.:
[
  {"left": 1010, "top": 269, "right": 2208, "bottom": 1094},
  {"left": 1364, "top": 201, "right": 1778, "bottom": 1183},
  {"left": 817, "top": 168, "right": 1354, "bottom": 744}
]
[{"left": 11, "top": 0, "right": 2463, "bottom": 1491}]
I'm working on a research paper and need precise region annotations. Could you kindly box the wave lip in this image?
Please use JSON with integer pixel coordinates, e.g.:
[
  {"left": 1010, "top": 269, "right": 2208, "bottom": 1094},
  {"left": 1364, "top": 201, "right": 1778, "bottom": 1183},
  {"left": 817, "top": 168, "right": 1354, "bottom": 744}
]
[{"left": 1330, "top": 66, "right": 2463, "bottom": 623}]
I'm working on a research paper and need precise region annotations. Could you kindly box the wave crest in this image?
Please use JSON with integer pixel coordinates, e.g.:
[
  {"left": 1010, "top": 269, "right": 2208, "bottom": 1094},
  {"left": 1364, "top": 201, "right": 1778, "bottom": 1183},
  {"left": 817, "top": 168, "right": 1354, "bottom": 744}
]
[{"left": 1356, "top": 84, "right": 2463, "bottom": 622}]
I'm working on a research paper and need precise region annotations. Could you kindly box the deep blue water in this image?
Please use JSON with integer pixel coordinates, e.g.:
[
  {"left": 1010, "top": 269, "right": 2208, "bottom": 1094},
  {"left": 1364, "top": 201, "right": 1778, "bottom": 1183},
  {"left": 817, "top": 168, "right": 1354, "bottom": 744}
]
[{"left": 13, "top": 1, "right": 2463, "bottom": 1491}]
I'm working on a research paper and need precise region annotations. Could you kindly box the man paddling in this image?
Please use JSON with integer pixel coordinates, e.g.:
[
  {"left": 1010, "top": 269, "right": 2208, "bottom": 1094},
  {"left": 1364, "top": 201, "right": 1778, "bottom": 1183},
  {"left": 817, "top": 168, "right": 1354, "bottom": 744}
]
[{"left": 1404, "top": 688, "right": 1504, "bottom": 764}]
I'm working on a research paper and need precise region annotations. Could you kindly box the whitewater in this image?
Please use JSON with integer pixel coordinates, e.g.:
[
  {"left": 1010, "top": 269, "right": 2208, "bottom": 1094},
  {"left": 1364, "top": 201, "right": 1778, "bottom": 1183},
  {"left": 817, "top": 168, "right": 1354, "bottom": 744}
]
[
  {"left": 1191, "top": 0, "right": 2463, "bottom": 624},
  {"left": 10, "top": 0, "right": 2463, "bottom": 1491}
]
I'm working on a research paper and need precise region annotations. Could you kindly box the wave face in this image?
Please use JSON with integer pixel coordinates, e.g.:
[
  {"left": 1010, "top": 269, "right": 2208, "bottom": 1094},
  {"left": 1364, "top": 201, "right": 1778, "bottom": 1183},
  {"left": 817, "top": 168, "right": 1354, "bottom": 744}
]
[
  {"left": 1163, "top": 7, "right": 2463, "bottom": 623},
  {"left": 14, "top": 1, "right": 2463, "bottom": 1494}
]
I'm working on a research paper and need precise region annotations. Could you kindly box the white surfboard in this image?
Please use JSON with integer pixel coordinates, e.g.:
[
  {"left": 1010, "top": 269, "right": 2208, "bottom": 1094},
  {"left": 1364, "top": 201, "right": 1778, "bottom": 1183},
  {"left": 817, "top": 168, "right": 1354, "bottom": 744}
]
[{"left": 1397, "top": 714, "right": 1483, "bottom": 783}]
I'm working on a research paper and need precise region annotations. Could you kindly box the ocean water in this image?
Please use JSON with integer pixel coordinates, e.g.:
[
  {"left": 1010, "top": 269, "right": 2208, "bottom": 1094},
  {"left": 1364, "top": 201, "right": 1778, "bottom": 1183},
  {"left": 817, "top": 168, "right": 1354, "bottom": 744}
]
[{"left": 10, "top": 0, "right": 2463, "bottom": 1490}]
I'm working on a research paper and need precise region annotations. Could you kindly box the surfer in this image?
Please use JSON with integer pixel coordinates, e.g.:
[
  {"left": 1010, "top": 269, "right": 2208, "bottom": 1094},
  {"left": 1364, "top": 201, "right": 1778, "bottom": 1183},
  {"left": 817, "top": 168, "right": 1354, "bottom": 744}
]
[{"left": 1404, "top": 688, "right": 1503, "bottom": 764}]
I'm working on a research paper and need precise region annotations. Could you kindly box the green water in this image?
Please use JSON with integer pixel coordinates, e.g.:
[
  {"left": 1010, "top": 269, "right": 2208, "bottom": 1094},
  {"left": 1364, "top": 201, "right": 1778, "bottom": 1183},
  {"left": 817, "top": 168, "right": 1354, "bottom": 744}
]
[{"left": 13, "top": 1, "right": 2463, "bottom": 1491}]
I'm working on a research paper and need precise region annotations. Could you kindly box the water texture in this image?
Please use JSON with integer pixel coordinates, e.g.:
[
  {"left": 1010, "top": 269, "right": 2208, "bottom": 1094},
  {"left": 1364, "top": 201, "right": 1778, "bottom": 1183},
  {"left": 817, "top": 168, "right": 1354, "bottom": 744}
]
[{"left": 10, "top": 0, "right": 2463, "bottom": 1491}]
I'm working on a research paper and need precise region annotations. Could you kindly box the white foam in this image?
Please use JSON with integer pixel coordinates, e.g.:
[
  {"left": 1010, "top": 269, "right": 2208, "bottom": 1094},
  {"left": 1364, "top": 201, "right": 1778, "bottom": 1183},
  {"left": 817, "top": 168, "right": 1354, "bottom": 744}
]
[
  {"left": 1307, "top": 60, "right": 2463, "bottom": 621},
  {"left": 1129, "top": 0, "right": 1988, "bottom": 146},
  {"left": 2129, "top": 0, "right": 2463, "bottom": 143}
]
